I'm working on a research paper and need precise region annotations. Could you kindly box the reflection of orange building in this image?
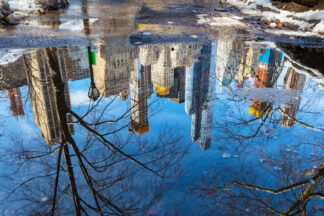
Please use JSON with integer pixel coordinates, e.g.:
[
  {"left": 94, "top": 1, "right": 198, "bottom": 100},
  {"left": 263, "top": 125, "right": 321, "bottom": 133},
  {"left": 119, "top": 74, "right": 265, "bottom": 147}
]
[
  {"left": 8, "top": 88, "right": 24, "bottom": 116},
  {"left": 281, "top": 68, "right": 305, "bottom": 127},
  {"left": 249, "top": 63, "right": 273, "bottom": 117},
  {"left": 130, "top": 62, "right": 152, "bottom": 135},
  {"left": 249, "top": 49, "right": 281, "bottom": 117}
]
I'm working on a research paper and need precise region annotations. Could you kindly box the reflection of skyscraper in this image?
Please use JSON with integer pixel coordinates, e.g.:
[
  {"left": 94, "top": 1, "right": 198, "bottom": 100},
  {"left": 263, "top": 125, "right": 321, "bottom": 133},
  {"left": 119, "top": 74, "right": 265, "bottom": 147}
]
[
  {"left": 66, "top": 47, "right": 90, "bottom": 81},
  {"left": 93, "top": 39, "right": 136, "bottom": 100},
  {"left": 215, "top": 39, "right": 243, "bottom": 90},
  {"left": 8, "top": 88, "right": 24, "bottom": 116},
  {"left": 27, "top": 48, "right": 74, "bottom": 145},
  {"left": 185, "top": 42, "right": 217, "bottom": 151},
  {"left": 249, "top": 49, "right": 282, "bottom": 117},
  {"left": 281, "top": 67, "right": 305, "bottom": 127},
  {"left": 151, "top": 46, "right": 174, "bottom": 96},
  {"left": 237, "top": 44, "right": 261, "bottom": 87},
  {"left": 159, "top": 66, "right": 186, "bottom": 103},
  {"left": 130, "top": 59, "right": 153, "bottom": 135}
]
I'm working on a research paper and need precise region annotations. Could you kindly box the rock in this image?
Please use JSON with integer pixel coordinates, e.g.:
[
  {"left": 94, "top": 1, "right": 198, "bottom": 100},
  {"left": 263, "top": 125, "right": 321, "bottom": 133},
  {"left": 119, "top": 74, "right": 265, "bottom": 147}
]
[
  {"left": 4, "top": 11, "right": 27, "bottom": 25},
  {"left": 0, "top": 0, "right": 10, "bottom": 11},
  {"left": 0, "top": 8, "right": 12, "bottom": 17}
]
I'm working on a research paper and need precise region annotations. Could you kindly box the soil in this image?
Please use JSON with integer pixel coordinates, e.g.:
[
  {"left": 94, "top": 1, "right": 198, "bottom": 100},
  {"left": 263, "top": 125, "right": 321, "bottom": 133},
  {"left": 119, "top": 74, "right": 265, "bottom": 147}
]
[{"left": 272, "top": 0, "right": 324, "bottom": 12}]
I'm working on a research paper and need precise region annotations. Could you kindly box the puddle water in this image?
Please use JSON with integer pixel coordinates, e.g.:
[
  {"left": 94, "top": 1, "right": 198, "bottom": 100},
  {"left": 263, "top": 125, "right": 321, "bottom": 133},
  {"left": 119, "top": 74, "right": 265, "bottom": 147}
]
[{"left": 0, "top": 0, "right": 323, "bottom": 215}]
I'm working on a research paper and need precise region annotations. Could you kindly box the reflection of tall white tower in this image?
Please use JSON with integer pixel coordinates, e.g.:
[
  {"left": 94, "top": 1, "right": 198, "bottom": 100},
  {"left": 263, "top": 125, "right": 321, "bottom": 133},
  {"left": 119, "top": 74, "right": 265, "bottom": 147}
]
[
  {"left": 185, "top": 64, "right": 195, "bottom": 115},
  {"left": 28, "top": 48, "right": 74, "bottom": 145},
  {"left": 130, "top": 58, "right": 152, "bottom": 135},
  {"left": 185, "top": 42, "right": 217, "bottom": 151},
  {"left": 215, "top": 39, "right": 243, "bottom": 90},
  {"left": 151, "top": 46, "right": 174, "bottom": 96}
]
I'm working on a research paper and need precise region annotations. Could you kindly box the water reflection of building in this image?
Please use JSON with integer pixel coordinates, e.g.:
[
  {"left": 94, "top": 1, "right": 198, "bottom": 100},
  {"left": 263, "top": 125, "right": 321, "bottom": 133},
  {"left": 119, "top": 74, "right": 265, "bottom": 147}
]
[
  {"left": 158, "top": 67, "right": 186, "bottom": 103},
  {"left": 151, "top": 46, "right": 174, "bottom": 96},
  {"left": 65, "top": 47, "right": 90, "bottom": 81},
  {"left": 215, "top": 39, "right": 244, "bottom": 90},
  {"left": 249, "top": 49, "right": 282, "bottom": 117},
  {"left": 93, "top": 39, "right": 136, "bottom": 100},
  {"left": 281, "top": 68, "right": 305, "bottom": 128},
  {"left": 27, "top": 48, "right": 75, "bottom": 145},
  {"left": 8, "top": 88, "right": 24, "bottom": 116},
  {"left": 185, "top": 43, "right": 216, "bottom": 151},
  {"left": 142, "top": 43, "right": 201, "bottom": 99},
  {"left": 237, "top": 44, "right": 261, "bottom": 87},
  {"left": 130, "top": 59, "right": 153, "bottom": 135}
]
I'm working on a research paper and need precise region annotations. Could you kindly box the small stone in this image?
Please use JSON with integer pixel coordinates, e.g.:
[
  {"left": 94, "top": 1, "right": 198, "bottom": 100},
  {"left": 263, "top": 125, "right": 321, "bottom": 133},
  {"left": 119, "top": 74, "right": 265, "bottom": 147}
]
[{"left": 5, "top": 13, "right": 20, "bottom": 25}]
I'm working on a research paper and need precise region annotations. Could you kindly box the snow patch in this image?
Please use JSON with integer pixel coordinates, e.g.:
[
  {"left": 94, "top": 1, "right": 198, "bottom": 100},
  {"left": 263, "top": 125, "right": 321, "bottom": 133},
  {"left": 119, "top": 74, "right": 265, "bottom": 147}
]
[
  {"left": 225, "top": 0, "right": 324, "bottom": 36},
  {"left": 7, "top": 0, "right": 42, "bottom": 12},
  {"left": 197, "top": 14, "right": 246, "bottom": 28}
]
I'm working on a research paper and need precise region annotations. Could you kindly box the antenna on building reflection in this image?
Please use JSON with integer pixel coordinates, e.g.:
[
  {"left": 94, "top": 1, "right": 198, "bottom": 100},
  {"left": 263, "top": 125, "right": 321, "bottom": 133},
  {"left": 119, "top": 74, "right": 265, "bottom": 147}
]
[{"left": 87, "top": 46, "right": 100, "bottom": 101}]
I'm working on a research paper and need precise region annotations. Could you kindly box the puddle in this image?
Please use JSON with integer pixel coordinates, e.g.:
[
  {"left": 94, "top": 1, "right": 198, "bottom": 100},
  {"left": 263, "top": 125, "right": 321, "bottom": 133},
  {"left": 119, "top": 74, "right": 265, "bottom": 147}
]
[{"left": 0, "top": 0, "right": 323, "bottom": 215}]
